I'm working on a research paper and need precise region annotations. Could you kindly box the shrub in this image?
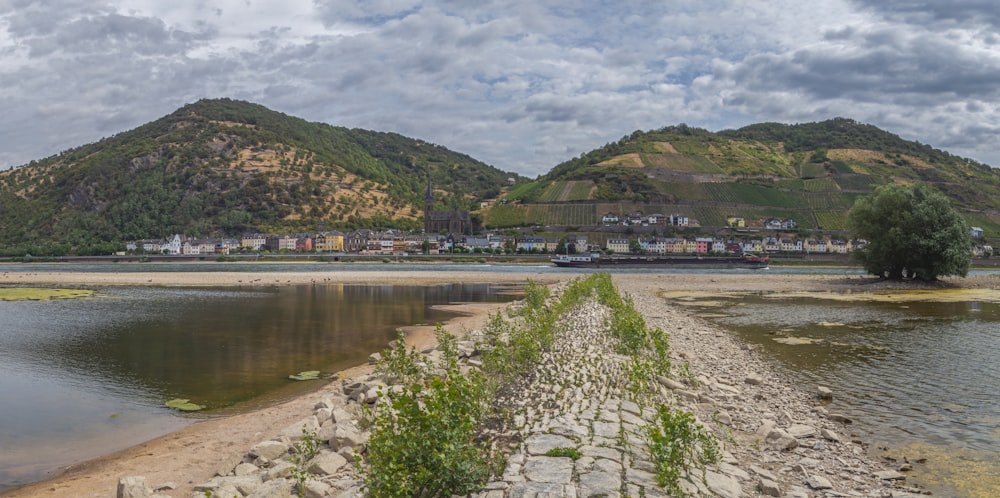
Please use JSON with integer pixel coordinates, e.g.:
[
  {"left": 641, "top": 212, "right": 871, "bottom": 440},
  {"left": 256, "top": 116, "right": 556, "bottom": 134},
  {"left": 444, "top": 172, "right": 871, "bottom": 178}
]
[{"left": 645, "top": 406, "right": 720, "bottom": 496}]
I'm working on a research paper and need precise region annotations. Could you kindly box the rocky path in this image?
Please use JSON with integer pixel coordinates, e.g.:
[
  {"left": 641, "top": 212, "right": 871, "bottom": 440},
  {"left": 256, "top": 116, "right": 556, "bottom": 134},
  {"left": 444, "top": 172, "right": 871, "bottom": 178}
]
[{"left": 117, "top": 278, "right": 926, "bottom": 498}]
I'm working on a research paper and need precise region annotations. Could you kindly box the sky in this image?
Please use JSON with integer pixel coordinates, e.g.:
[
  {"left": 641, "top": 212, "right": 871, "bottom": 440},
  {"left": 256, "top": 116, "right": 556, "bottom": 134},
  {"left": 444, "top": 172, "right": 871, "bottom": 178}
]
[{"left": 2, "top": 0, "right": 999, "bottom": 177}]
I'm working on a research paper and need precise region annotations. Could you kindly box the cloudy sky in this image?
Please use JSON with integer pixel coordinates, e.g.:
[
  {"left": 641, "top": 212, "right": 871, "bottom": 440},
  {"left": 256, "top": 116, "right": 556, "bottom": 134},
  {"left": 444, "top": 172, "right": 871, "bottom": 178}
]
[{"left": 2, "top": 0, "right": 999, "bottom": 177}]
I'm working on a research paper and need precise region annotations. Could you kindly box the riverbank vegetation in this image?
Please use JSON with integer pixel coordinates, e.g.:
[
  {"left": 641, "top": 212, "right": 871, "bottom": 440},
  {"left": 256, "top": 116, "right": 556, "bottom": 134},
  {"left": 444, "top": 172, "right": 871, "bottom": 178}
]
[{"left": 360, "top": 273, "right": 719, "bottom": 497}]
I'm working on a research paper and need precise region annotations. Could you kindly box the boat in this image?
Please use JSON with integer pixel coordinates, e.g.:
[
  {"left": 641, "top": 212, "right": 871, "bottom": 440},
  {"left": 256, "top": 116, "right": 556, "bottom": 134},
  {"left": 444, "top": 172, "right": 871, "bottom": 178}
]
[{"left": 550, "top": 252, "right": 769, "bottom": 269}]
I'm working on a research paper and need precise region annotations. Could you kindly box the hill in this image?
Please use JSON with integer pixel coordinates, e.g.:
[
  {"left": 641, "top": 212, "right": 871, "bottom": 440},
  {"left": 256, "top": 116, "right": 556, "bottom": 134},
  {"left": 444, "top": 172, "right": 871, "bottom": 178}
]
[
  {"left": 0, "top": 99, "right": 519, "bottom": 254},
  {"left": 484, "top": 118, "right": 1000, "bottom": 238}
]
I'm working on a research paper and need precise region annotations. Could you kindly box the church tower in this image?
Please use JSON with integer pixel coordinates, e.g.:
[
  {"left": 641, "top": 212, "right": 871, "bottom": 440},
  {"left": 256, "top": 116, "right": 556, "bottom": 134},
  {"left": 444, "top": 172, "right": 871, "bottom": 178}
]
[{"left": 424, "top": 171, "right": 434, "bottom": 233}]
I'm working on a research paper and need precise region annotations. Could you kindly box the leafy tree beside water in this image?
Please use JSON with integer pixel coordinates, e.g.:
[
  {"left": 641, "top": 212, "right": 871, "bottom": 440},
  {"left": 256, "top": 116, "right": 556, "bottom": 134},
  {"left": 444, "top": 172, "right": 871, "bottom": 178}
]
[{"left": 848, "top": 183, "right": 971, "bottom": 281}]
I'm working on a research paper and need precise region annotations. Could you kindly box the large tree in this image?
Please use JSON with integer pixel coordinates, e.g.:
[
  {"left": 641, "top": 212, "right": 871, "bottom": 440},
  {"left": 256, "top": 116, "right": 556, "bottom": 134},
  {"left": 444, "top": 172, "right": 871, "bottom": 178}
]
[{"left": 848, "top": 183, "right": 971, "bottom": 280}]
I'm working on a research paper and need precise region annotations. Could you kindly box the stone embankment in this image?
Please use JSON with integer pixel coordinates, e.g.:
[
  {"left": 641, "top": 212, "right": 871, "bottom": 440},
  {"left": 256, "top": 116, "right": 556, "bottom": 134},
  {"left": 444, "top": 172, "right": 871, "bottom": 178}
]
[{"left": 117, "top": 279, "right": 924, "bottom": 498}]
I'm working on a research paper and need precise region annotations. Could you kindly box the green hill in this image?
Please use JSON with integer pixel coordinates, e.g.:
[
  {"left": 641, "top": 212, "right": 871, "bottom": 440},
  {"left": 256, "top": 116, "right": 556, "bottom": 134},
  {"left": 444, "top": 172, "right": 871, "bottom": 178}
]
[
  {"left": 485, "top": 119, "right": 1000, "bottom": 236},
  {"left": 0, "top": 99, "right": 519, "bottom": 254}
]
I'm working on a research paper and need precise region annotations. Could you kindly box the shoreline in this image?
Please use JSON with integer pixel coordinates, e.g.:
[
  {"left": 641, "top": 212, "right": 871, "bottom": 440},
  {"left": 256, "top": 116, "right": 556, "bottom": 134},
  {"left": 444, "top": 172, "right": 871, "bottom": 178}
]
[{"left": 2, "top": 270, "right": 997, "bottom": 497}]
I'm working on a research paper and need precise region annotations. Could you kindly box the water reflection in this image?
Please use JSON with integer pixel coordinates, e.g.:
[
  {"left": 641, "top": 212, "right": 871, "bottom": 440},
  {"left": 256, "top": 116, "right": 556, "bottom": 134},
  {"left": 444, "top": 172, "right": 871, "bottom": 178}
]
[{"left": 0, "top": 283, "right": 517, "bottom": 491}]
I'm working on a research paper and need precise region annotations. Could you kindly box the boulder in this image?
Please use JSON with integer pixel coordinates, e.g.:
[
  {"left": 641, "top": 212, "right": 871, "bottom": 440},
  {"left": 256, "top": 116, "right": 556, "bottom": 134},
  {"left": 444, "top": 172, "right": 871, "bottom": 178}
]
[
  {"left": 704, "top": 470, "right": 742, "bottom": 498},
  {"left": 331, "top": 407, "right": 354, "bottom": 424},
  {"left": 657, "top": 375, "right": 686, "bottom": 390},
  {"left": 368, "top": 352, "right": 381, "bottom": 365},
  {"left": 215, "top": 452, "right": 244, "bottom": 477},
  {"left": 816, "top": 385, "right": 833, "bottom": 400},
  {"left": 234, "top": 462, "right": 260, "bottom": 476},
  {"left": 302, "top": 478, "right": 334, "bottom": 498},
  {"left": 250, "top": 440, "right": 289, "bottom": 460},
  {"left": 764, "top": 429, "right": 799, "bottom": 451},
  {"left": 328, "top": 423, "right": 367, "bottom": 451},
  {"left": 117, "top": 476, "right": 151, "bottom": 498},
  {"left": 745, "top": 374, "right": 764, "bottom": 385},
  {"left": 309, "top": 451, "right": 349, "bottom": 476},
  {"left": 787, "top": 424, "right": 817, "bottom": 439},
  {"left": 279, "top": 416, "right": 320, "bottom": 440},
  {"left": 805, "top": 475, "right": 833, "bottom": 490},
  {"left": 759, "top": 478, "right": 781, "bottom": 497},
  {"left": 875, "top": 470, "right": 907, "bottom": 481},
  {"left": 828, "top": 413, "right": 853, "bottom": 424},
  {"left": 820, "top": 428, "right": 841, "bottom": 442},
  {"left": 246, "top": 477, "right": 292, "bottom": 498},
  {"left": 264, "top": 461, "right": 295, "bottom": 481}
]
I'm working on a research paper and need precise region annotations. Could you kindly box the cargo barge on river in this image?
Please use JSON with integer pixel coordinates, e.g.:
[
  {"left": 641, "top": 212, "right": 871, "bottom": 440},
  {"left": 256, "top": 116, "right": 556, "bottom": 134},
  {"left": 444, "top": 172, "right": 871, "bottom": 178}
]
[{"left": 550, "top": 253, "right": 769, "bottom": 269}]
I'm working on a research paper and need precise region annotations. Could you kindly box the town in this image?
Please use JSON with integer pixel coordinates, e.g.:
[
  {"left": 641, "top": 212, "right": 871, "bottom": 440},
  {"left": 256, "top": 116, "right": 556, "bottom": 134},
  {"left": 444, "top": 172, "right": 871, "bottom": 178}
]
[{"left": 124, "top": 212, "right": 994, "bottom": 259}]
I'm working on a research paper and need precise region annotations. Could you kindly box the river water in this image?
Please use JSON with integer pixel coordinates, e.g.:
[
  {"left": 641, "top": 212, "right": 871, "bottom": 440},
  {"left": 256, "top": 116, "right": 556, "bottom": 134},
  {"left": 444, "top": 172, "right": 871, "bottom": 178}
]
[
  {"left": 688, "top": 292, "right": 1000, "bottom": 497},
  {"left": 1, "top": 263, "right": 998, "bottom": 496},
  {"left": 0, "top": 281, "right": 517, "bottom": 492}
]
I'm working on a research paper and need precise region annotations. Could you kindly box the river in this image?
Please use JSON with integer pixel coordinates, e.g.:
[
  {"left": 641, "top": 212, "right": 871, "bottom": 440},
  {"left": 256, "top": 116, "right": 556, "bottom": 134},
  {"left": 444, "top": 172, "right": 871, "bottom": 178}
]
[
  {"left": 0, "top": 281, "right": 517, "bottom": 492},
  {"left": 689, "top": 291, "right": 1000, "bottom": 497}
]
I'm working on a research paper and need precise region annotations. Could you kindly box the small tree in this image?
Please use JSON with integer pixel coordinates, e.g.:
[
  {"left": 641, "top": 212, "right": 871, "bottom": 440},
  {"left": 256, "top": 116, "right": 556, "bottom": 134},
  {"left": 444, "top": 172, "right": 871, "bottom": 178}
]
[{"left": 848, "top": 183, "right": 971, "bottom": 281}]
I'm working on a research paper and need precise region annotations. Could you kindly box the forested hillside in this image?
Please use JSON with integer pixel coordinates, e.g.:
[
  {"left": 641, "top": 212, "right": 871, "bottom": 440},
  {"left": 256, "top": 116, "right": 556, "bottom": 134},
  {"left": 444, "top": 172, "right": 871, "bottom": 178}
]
[
  {"left": 0, "top": 99, "right": 518, "bottom": 254},
  {"left": 484, "top": 119, "right": 1000, "bottom": 236}
]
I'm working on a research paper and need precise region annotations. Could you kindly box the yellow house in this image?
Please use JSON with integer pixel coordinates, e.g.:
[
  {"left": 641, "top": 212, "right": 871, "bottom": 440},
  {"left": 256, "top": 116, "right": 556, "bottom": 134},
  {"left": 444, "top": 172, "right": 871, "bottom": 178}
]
[
  {"left": 315, "top": 232, "right": 345, "bottom": 252},
  {"left": 726, "top": 216, "right": 746, "bottom": 228}
]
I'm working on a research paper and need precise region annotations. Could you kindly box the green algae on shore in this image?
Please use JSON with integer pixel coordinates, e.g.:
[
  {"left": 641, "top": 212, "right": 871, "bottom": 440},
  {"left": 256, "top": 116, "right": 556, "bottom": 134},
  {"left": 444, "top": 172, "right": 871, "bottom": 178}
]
[{"left": 0, "top": 288, "right": 96, "bottom": 301}]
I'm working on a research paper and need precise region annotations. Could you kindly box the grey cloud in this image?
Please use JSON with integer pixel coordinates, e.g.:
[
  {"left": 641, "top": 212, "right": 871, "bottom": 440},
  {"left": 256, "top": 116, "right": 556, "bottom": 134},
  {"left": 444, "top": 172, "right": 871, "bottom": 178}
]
[{"left": 849, "top": 0, "right": 1000, "bottom": 28}]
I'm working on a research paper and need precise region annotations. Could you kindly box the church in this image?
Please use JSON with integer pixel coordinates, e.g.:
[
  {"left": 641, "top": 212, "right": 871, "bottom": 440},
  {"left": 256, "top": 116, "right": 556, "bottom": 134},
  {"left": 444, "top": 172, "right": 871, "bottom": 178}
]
[{"left": 424, "top": 174, "right": 471, "bottom": 235}]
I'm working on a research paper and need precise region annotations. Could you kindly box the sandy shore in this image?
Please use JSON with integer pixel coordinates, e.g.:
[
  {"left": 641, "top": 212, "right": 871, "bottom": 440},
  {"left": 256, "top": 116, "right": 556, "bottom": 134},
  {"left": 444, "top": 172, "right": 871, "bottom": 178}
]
[{"left": 2, "top": 269, "right": 997, "bottom": 497}]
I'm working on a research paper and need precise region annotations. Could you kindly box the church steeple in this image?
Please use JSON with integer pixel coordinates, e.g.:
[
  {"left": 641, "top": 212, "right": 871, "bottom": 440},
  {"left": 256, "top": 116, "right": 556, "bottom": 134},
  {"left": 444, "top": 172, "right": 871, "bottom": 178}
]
[
  {"left": 425, "top": 171, "right": 434, "bottom": 206},
  {"left": 424, "top": 169, "right": 434, "bottom": 233}
]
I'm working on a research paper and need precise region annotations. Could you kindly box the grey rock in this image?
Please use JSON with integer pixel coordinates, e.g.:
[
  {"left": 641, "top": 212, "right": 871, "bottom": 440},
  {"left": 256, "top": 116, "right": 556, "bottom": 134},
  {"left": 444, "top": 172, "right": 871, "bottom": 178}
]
[
  {"left": 523, "top": 456, "right": 573, "bottom": 484},
  {"left": 578, "top": 471, "right": 622, "bottom": 497},
  {"left": 764, "top": 429, "right": 799, "bottom": 451},
  {"left": 264, "top": 461, "right": 295, "bottom": 481},
  {"left": 234, "top": 462, "right": 259, "bottom": 476},
  {"left": 303, "top": 478, "right": 333, "bottom": 498},
  {"left": 705, "top": 469, "right": 743, "bottom": 498},
  {"left": 875, "top": 470, "right": 906, "bottom": 480},
  {"left": 805, "top": 475, "right": 833, "bottom": 490},
  {"left": 117, "top": 476, "right": 150, "bottom": 498},
  {"left": 331, "top": 407, "right": 354, "bottom": 424},
  {"left": 216, "top": 452, "right": 244, "bottom": 477},
  {"left": 249, "top": 440, "right": 289, "bottom": 460},
  {"left": 525, "top": 434, "right": 576, "bottom": 456},
  {"left": 328, "top": 423, "right": 367, "bottom": 451},
  {"left": 827, "top": 413, "right": 853, "bottom": 424},
  {"left": 246, "top": 477, "right": 292, "bottom": 498},
  {"left": 820, "top": 428, "right": 842, "bottom": 442},
  {"left": 750, "top": 465, "right": 778, "bottom": 482},
  {"left": 657, "top": 375, "right": 686, "bottom": 390},
  {"left": 368, "top": 352, "right": 381, "bottom": 364},
  {"left": 816, "top": 385, "right": 833, "bottom": 400},
  {"left": 787, "top": 424, "right": 817, "bottom": 439},
  {"left": 279, "top": 416, "right": 320, "bottom": 440},
  {"left": 508, "top": 482, "right": 565, "bottom": 498},
  {"left": 745, "top": 374, "right": 764, "bottom": 385},
  {"left": 759, "top": 477, "right": 781, "bottom": 497},
  {"left": 309, "top": 451, "right": 348, "bottom": 476}
]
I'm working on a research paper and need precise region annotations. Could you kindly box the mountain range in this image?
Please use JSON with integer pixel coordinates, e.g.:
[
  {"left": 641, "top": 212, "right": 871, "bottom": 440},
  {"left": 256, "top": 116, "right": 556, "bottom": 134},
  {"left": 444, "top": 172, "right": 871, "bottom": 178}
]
[{"left": 0, "top": 99, "right": 997, "bottom": 255}]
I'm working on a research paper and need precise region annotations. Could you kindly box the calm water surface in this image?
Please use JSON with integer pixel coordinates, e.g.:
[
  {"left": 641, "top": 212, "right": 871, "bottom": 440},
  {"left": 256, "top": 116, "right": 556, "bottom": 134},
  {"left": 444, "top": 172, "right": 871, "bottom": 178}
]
[
  {"left": 0, "top": 283, "right": 517, "bottom": 491},
  {"left": 691, "top": 293, "right": 1000, "bottom": 497}
]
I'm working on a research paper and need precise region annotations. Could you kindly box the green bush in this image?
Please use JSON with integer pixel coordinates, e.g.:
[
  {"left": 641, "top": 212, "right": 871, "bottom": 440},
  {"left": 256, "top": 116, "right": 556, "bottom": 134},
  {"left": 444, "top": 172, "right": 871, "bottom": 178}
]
[
  {"left": 362, "top": 327, "right": 497, "bottom": 497},
  {"left": 646, "top": 406, "right": 720, "bottom": 497}
]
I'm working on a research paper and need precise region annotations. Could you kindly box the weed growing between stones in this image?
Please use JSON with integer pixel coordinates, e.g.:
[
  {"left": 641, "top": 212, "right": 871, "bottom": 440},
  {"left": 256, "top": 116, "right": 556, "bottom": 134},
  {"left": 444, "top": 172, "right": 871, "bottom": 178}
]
[
  {"left": 360, "top": 326, "right": 498, "bottom": 497},
  {"left": 360, "top": 273, "right": 718, "bottom": 497},
  {"left": 545, "top": 447, "right": 583, "bottom": 460},
  {"left": 289, "top": 426, "right": 322, "bottom": 497},
  {"left": 645, "top": 406, "right": 721, "bottom": 496}
]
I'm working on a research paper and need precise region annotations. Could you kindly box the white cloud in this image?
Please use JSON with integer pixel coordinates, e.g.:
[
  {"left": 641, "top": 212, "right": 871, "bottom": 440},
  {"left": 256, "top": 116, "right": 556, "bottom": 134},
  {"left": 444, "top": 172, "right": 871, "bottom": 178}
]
[{"left": 2, "top": 0, "right": 1000, "bottom": 175}]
